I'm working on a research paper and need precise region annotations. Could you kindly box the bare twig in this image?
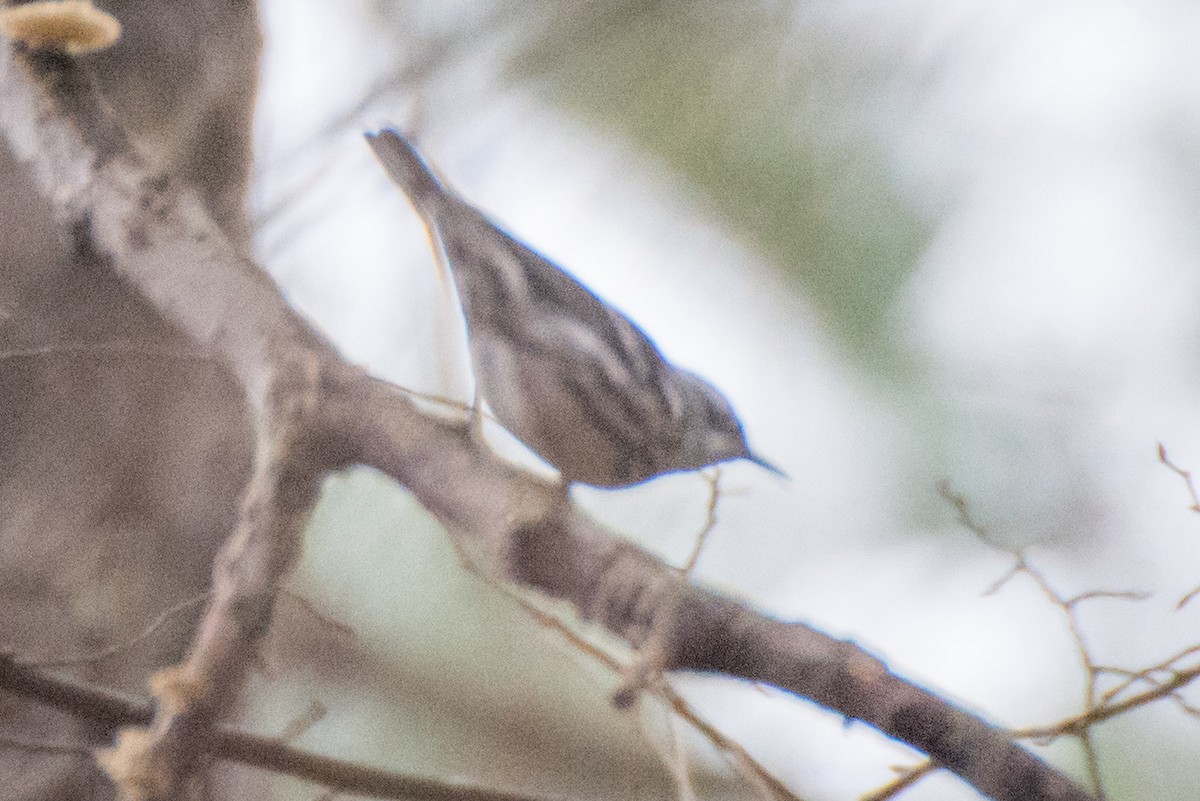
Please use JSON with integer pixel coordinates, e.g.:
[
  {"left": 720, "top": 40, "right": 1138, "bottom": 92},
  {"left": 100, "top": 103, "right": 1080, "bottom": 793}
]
[
  {"left": 937, "top": 481, "right": 1196, "bottom": 801},
  {"left": 283, "top": 592, "right": 358, "bottom": 642},
  {"left": 0, "top": 656, "right": 560, "bottom": 801},
  {"left": 861, "top": 761, "right": 939, "bottom": 801},
  {"left": 1094, "top": 644, "right": 1200, "bottom": 705},
  {"left": 944, "top": 483, "right": 1110, "bottom": 791},
  {"left": 16, "top": 593, "right": 209, "bottom": 669},
  {"left": 1158, "top": 443, "right": 1200, "bottom": 513},
  {"left": 666, "top": 713, "right": 699, "bottom": 801},
  {"left": 1157, "top": 444, "right": 1200, "bottom": 608},
  {"left": 1016, "top": 658, "right": 1200, "bottom": 739},
  {"left": 682, "top": 469, "right": 722, "bottom": 574},
  {"left": 0, "top": 341, "right": 214, "bottom": 363},
  {"left": 278, "top": 701, "right": 328, "bottom": 743},
  {"left": 460, "top": 573, "right": 805, "bottom": 801},
  {"left": 0, "top": 735, "right": 94, "bottom": 758}
]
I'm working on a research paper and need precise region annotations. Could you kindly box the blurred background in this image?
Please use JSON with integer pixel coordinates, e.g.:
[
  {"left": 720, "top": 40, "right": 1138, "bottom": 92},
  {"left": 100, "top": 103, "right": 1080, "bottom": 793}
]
[{"left": 238, "top": 1, "right": 1200, "bottom": 799}]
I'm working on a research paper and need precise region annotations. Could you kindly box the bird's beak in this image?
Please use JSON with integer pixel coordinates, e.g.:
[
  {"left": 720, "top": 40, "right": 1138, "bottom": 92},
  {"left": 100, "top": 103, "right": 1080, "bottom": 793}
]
[{"left": 746, "top": 452, "right": 788, "bottom": 479}]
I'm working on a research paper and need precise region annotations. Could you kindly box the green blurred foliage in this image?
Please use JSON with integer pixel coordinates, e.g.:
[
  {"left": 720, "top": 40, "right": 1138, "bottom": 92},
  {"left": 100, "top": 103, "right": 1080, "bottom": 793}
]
[{"left": 507, "top": 1, "right": 929, "bottom": 376}]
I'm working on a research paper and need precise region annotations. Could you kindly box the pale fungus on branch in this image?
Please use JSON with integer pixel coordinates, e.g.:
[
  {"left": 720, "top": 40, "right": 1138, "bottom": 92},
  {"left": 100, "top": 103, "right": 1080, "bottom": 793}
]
[{"left": 0, "top": 0, "right": 121, "bottom": 55}]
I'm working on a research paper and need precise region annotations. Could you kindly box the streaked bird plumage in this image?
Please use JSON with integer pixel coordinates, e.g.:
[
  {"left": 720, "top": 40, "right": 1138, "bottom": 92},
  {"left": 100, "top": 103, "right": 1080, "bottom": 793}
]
[{"left": 367, "top": 128, "right": 780, "bottom": 487}]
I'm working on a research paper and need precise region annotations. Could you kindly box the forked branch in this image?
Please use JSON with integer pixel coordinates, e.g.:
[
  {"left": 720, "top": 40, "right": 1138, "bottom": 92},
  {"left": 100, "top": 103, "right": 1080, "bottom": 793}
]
[{"left": 0, "top": 42, "right": 1095, "bottom": 801}]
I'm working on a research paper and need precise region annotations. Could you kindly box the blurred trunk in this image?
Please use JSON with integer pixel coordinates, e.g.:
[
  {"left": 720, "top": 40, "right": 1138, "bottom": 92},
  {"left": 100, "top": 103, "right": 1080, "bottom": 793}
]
[{"left": 0, "top": 2, "right": 260, "bottom": 798}]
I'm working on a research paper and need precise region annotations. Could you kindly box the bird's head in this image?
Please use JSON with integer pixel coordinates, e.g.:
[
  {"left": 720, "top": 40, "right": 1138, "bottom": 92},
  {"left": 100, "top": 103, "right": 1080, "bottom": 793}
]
[{"left": 672, "top": 370, "right": 783, "bottom": 477}]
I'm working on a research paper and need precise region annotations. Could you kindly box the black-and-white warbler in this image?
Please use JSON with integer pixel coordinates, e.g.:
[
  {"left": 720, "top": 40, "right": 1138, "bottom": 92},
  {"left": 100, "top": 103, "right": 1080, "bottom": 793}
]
[{"left": 367, "top": 128, "right": 781, "bottom": 488}]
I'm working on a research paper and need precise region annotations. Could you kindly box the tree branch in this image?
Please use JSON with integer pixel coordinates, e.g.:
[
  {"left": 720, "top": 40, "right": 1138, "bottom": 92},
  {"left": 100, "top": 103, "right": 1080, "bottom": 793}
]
[
  {"left": 0, "top": 655, "right": 559, "bottom": 801},
  {"left": 0, "top": 42, "right": 1096, "bottom": 801}
]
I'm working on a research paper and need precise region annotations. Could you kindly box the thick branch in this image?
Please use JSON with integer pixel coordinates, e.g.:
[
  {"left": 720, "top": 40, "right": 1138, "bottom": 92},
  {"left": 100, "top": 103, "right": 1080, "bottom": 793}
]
[
  {"left": 0, "top": 42, "right": 1097, "bottom": 801},
  {"left": 350, "top": 383, "right": 1097, "bottom": 801},
  {"left": 0, "top": 43, "right": 341, "bottom": 797},
  {"left": 0, "top": 656, "right": 557, "bottom": 801},
  {"left": 0, "top": 46, "right": 325, "bottom": 413}
]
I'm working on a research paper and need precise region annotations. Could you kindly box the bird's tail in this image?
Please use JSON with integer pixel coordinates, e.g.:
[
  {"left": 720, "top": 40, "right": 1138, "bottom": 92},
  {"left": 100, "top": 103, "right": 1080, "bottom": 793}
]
[{"left": 366, "top": 128, "right": 446, "bottom": 220}]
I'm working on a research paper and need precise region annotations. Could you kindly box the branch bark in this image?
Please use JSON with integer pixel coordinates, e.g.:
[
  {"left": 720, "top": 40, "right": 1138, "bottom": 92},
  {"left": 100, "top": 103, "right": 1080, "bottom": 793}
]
[
  {"left": 0, "top": 655, "right": 558, "bottom": 801},
  {"left": 0, "top": 42, "right": 1097, "bottom": 801}
]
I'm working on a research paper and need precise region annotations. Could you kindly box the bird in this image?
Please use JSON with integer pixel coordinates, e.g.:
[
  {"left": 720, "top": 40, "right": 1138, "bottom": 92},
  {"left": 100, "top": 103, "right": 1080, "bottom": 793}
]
[{"left": 366, "top": 128, "right": 781, "bottom": 488}]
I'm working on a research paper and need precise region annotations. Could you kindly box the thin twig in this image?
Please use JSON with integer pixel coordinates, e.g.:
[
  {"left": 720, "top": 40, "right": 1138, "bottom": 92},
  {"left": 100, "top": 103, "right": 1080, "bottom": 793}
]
[
  {"left": 0, "top": 734, "right": 94, "bottom": 757},
  {"left": 0, "top": 341, "right": 213, "bottom": 363},
  {"left": 0, "top": 656, "right": 561, "bottom": 801},
  {"left": 15, "top": 593, "right": 209, "bottom": 669},
  {"left": 682, "top": 469, "right": 722, "bottom": 574},
  {"left": 941, "top": 479, "right": 1200, "bottom": 793},
  {"left": 1094, "top": 644, "right": 1200, "bottom": 706},
  {"left": 1157, "top": 443, "right": 1200, "bottom": 513},
  {"left": 456, "top": 571, "right": 804, "bottom": 801},
  {"left": 283, "top": 592, "right": 358, "bottom": 641},
  {"left": 938, "top": 481, "right": 1138, "bottom": 800},
  {"left": 1159, "top": 444, "right": 1200, "bottom": 608},
  {"left": 667, "top": 713, "right": 698, "bottom": 801},
  {"left": 1016, "top": 658, "right": 1200, "bottom": 738},
  {"left": 860, "top": 760, "right": 939, "bottom": 801},
  {"left": 278, "top": 701, "right": 328, "bottom": 743}
]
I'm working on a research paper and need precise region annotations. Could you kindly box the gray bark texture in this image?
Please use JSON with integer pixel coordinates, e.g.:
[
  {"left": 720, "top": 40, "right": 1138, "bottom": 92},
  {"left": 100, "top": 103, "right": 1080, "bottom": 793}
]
[{"left": 0, "top": 3, "right": 259, "bottom": 798}]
